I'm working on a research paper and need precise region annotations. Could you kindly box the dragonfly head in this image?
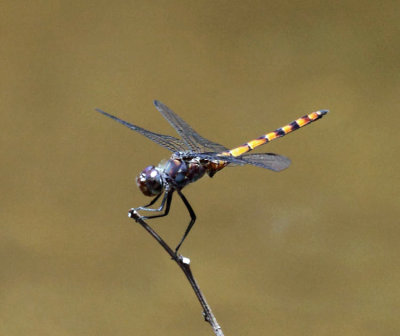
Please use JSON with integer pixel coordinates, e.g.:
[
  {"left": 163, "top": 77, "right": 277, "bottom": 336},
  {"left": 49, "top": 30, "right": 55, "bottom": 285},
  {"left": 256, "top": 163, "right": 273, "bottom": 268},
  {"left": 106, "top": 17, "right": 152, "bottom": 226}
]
[{"left": 136, "top": 165, "right": 164, "bottom": 197}]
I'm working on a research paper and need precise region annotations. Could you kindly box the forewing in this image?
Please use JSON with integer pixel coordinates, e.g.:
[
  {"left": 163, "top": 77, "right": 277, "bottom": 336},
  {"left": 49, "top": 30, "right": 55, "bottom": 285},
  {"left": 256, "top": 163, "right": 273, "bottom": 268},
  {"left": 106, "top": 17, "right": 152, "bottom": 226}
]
[
  {"left": 95, "top": 108, "right": 187, "bottom": 152},
  {"left": 154, "top": 100, "right": 228, "bottom": 153}
]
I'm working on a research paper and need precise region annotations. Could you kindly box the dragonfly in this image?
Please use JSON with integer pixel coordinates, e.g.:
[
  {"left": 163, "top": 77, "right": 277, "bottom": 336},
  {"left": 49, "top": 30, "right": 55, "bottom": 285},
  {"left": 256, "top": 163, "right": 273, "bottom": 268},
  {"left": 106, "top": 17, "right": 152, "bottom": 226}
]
[{"left": 96, "top": 101, "right": 328, "bottom": 253}]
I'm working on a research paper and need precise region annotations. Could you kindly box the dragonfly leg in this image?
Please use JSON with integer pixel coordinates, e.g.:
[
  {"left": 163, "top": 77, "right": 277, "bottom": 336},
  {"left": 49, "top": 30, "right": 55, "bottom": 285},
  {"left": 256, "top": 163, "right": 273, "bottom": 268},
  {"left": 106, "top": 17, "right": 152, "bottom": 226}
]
[
  {"left": 174, "top": 190, "right": 196, "bottom": 254},
  {"left": 136, "top": 193, "right": 163, "bottom": 210},
  {"left": 139, "top": 191, "right": 173, "bottom": 220}
]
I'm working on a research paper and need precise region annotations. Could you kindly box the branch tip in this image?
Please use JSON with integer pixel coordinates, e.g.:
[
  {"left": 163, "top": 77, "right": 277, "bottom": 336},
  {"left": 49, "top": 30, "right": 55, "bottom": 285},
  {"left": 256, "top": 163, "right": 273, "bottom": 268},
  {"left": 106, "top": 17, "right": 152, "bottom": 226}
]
[{"left": 128, "top": 208, "right": 224, "bottom": 335}]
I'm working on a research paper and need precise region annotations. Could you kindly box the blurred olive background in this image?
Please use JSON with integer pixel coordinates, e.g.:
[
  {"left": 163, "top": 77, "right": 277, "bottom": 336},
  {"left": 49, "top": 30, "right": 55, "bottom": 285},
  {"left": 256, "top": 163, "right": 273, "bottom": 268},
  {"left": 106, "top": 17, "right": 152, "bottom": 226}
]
[{"left": 1, "top": 1, "right": 399, "bottom": 335}]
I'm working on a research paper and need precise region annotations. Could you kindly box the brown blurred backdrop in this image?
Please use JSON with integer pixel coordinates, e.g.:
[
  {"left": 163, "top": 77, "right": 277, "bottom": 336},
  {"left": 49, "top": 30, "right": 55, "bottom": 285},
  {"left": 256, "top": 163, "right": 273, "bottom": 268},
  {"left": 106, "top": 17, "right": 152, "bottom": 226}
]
[{"left": 1, "top": 1, "right": 399, "bottom": 335}]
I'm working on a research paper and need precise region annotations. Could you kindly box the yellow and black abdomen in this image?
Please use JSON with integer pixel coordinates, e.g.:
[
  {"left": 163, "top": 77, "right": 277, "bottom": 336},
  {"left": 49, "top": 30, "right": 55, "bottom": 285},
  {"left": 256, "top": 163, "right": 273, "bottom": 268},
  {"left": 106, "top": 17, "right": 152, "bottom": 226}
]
[{"left": 226, "top": 109, "right": 329, "bottom": 158}]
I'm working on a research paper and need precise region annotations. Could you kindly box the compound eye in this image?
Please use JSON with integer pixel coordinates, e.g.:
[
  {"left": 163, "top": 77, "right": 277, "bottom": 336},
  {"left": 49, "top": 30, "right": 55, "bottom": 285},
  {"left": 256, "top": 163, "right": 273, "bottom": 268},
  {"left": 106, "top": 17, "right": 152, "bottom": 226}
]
[{"left": 136, "top": 166, "right": 163, "bottom": 196}]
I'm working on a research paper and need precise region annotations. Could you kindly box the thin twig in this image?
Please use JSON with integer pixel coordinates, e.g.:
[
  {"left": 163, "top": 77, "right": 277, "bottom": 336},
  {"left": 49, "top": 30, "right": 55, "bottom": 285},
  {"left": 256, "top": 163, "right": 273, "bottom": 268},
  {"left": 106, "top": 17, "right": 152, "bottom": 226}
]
[{"left": 128, "top": 209, "right": 224, "bottom": 336}]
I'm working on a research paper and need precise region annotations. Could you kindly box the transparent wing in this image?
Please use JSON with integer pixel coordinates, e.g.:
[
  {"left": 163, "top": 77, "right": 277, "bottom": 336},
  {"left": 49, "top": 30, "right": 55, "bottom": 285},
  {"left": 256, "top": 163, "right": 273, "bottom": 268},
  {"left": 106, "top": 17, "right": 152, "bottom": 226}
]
[
  {"left": 238, "top": 153, "right": 291, "bottom": 171},
  {"left": 194, "top": 152, "right": 290, "bottom": 172},
  {"left": 194, "top": 152, "right": 249, "bottom": 164},
  {"left": 95, "top": 108, "right": 187, "bottom": 152},
  {"left": 154, "top": 100, "right": 228, "bottom": 153}
]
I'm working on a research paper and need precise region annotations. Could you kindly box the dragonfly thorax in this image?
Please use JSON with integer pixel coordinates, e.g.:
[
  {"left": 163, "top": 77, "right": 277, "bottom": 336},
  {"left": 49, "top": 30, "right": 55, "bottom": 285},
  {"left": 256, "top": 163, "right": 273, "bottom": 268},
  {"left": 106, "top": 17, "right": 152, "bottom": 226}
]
[{"left": 136, "top": 165, "right": 164, "bottom": 196}]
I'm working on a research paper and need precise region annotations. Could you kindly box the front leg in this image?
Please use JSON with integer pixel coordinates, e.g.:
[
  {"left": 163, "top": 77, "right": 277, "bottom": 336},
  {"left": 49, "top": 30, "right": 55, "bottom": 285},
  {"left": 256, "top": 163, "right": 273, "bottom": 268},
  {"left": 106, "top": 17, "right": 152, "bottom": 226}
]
[
  {"left": 136, "top": 192, "right": 162, "bottom": 210},
  {"left": 132, "top": 190, "right": 174, "bottom": 219}
]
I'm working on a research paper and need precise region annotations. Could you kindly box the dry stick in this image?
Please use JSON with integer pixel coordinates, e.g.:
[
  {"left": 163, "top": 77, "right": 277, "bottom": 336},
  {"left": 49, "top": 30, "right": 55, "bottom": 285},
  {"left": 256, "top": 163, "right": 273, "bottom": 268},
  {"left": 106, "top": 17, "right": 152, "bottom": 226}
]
[{"left": 128, "top": 209, "right": 224, "bottom": 336}]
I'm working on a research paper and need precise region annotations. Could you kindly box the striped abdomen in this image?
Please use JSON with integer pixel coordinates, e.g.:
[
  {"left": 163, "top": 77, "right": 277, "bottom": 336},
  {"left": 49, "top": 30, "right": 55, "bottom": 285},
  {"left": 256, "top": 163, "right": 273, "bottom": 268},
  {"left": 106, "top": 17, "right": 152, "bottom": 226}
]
[{"left": 223, "top": 109, "right": 328, "bottom": 158}]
